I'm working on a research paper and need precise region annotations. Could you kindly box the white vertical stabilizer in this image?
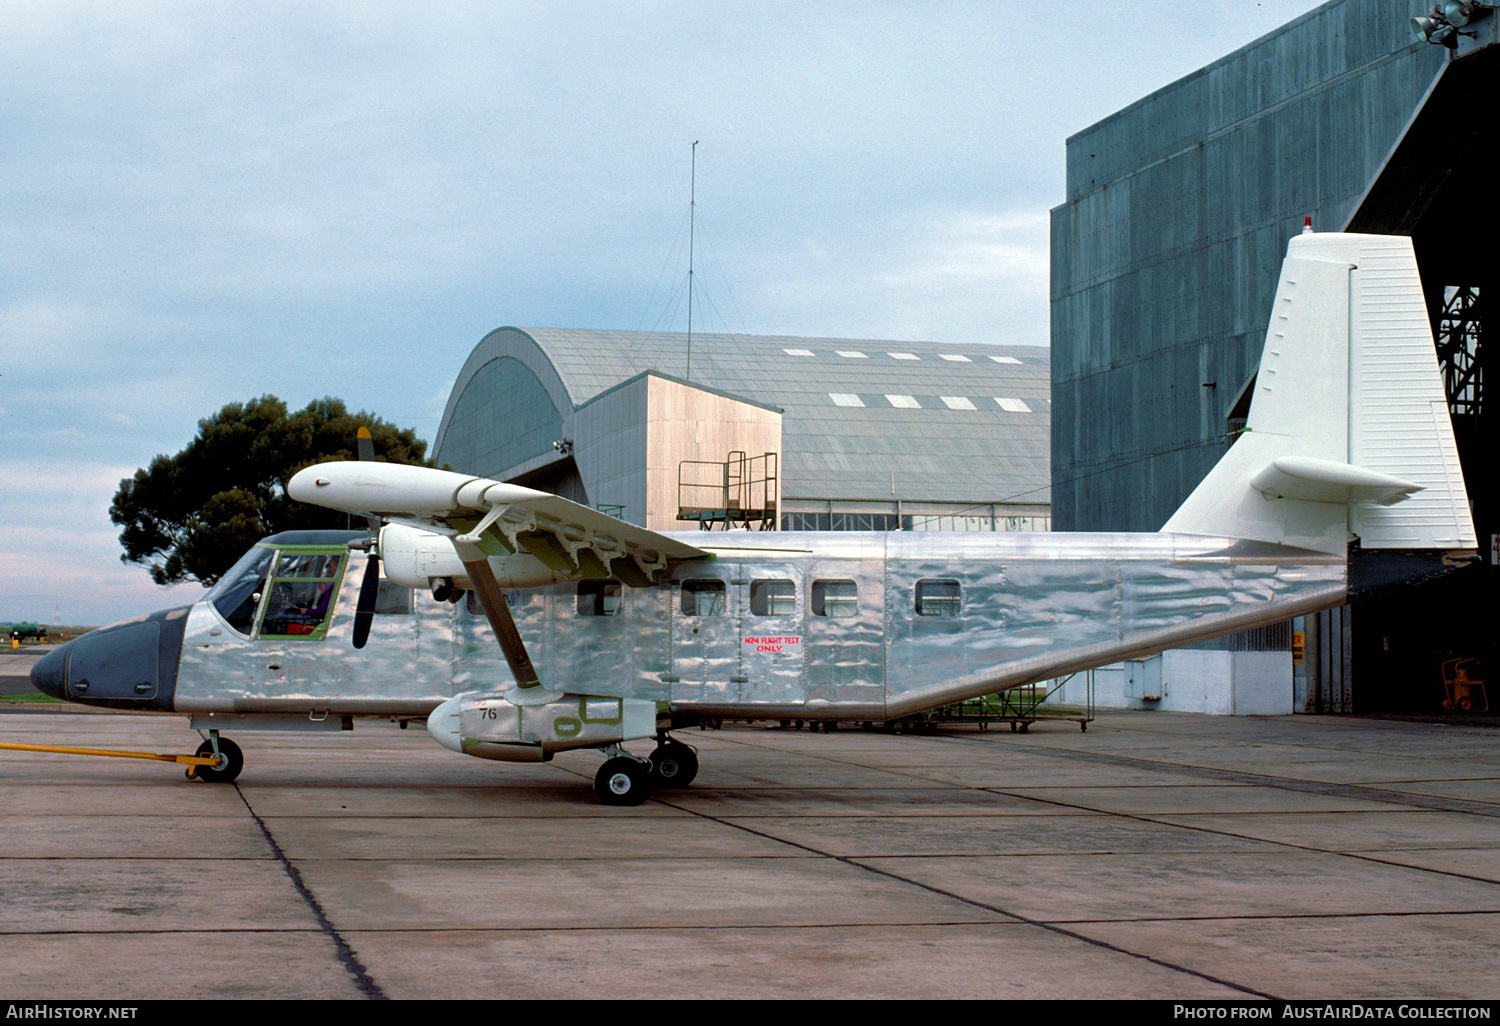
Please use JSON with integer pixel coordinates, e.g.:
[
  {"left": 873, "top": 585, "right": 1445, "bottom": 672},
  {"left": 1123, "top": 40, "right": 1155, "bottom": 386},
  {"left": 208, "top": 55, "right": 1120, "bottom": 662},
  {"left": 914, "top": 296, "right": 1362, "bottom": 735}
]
[{"left": 1162, "top": 233, "right": 1474, "bottom": 554}]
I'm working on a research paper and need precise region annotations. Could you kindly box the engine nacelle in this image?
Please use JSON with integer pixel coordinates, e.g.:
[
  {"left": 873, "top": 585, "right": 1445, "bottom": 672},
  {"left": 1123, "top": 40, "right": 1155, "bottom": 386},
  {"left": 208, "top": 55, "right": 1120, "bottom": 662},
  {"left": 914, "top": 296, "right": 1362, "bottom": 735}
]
[
  {"left": 379, "top": 523, "right": 571, "bottom": 591},
  {"left": 426, "top": 690, "right": 658, "bottom": 762}
]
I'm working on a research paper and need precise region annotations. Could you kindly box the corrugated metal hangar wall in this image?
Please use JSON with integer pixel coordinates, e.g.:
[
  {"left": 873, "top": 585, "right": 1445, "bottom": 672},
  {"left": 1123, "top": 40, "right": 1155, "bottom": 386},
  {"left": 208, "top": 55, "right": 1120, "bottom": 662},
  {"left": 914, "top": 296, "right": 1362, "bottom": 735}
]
[{"left": 1053, "top": 0, "right": 1494, "bottom": 713}]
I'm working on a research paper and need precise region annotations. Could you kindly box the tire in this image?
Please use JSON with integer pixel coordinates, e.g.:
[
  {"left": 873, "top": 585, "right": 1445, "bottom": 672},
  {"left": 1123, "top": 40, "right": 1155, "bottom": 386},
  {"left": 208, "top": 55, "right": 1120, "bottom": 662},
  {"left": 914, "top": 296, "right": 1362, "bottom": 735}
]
[
  {"left": 650, "top": 742, "right": 699, "bottom": 788},
  {"left": 594, "top": 756, "right": 651, "bottom": 806},
  {"left": 193, "top": 738, "right": 243, "bottom": 783}
]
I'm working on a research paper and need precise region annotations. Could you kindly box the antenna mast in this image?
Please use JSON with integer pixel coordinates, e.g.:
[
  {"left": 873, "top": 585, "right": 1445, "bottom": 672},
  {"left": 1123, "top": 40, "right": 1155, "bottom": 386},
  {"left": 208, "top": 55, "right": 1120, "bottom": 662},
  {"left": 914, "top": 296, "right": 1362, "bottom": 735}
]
[{"left": 686, "top": 140, "right": 697, "bottom": 382}]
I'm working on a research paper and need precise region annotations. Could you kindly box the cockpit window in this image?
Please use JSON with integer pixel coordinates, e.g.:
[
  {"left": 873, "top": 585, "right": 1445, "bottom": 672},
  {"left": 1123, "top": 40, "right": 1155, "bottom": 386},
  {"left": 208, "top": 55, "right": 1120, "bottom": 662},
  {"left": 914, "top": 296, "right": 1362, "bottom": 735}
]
[
  {"left": 256, "top": 548, "right": 347, "bottom": 640},
  {"left": 207, "top": 546, "right": 275, "bottom": 635},
  {"left": 273, "top": 553, "right": 341, "bottom": 579}
]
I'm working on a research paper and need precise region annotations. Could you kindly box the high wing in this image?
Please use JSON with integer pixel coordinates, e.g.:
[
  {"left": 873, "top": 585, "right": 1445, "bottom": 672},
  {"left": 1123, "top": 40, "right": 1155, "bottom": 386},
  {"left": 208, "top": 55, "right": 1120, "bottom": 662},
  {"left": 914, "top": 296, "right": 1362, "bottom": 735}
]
[
  {"left": 288, "top": 461, "right": 711, "bottom": 690},
  {"left": 288, "top": 461, "right": 709, "bottom": 585}
]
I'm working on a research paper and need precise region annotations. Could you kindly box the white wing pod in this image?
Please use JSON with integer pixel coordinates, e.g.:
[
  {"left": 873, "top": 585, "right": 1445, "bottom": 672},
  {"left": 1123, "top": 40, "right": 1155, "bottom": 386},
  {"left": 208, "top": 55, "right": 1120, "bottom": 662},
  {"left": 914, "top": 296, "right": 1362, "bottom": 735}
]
[{"left": 288, "top": 463, "right": 549, "bottom": 520}]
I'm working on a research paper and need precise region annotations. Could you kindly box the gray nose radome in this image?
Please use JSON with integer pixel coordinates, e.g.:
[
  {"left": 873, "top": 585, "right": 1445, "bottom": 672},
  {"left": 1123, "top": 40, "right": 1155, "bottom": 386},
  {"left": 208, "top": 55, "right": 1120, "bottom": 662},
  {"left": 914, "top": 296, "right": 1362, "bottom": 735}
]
[
  {"left": 29, "top": 642, "right": 68, "bottom": 700},
  {"left": 37, "top": 607, "right": 190, "bottom": 710},
  {"left": 66, "top": 621, "right": 162, "bottom": 701}
]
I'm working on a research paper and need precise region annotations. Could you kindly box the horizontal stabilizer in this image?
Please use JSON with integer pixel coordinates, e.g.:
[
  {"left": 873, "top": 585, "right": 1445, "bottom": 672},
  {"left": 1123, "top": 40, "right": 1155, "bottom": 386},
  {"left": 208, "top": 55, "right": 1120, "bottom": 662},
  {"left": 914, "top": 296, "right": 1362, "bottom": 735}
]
[{"left": 1249, "top": 457, "right": 1422, "bottom": 506}]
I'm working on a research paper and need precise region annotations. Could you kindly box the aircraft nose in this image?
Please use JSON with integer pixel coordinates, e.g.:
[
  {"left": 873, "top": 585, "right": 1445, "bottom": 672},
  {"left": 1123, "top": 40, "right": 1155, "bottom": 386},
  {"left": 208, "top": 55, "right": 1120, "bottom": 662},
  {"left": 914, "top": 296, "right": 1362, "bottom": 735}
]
[
  {"left": 29, "top": 642, "right": 68, "bottom": 700},
  {"left": 40, "top": 608, "right": 190, "bottom": 709}
]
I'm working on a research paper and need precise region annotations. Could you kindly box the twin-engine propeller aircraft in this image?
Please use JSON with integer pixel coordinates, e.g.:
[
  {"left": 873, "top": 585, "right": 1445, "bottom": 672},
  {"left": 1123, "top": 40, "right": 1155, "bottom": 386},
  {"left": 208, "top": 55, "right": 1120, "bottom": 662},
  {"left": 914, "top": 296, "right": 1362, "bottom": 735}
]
[{"left": 29, "top": 233, "right": 1479, "bottom": 804}]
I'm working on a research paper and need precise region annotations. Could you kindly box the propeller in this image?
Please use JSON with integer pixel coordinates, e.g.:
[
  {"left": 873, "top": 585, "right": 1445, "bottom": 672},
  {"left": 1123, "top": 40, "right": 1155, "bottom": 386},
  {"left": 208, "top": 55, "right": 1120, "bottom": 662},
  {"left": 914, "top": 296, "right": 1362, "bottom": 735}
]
[{"left": 351, "top": 427, "right": 381, "bottom": 650}]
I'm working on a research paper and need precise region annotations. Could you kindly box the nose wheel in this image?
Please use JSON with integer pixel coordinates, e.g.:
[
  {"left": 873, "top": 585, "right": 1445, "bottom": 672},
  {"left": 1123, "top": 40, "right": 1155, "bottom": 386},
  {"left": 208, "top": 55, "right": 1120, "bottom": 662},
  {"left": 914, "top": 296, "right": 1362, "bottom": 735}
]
[{"left": 188, "top": 736, "right": 243, "bottom": 783}]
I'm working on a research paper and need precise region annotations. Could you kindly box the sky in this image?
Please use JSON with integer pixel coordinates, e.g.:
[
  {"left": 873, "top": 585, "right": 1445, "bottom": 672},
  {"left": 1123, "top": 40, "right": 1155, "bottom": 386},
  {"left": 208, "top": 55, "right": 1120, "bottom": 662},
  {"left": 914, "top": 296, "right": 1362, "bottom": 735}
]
[{"left": 0, "top": 0, "right": 1325, "bottom": 625}]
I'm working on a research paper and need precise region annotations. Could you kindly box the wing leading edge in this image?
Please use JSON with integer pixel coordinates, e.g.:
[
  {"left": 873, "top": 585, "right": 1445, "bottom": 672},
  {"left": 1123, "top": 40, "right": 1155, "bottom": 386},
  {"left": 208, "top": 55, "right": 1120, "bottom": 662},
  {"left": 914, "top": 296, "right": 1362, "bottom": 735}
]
[{"left": 287, "top": 461, "right": 710, "bottom": 587}]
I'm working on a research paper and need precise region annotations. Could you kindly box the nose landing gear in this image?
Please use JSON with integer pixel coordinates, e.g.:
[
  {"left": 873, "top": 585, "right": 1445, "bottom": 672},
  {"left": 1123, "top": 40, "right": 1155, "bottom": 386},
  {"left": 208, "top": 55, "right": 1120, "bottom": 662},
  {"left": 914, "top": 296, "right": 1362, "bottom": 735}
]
[{"left": 188, "top": 733, "right": 243, "bottom": 783}]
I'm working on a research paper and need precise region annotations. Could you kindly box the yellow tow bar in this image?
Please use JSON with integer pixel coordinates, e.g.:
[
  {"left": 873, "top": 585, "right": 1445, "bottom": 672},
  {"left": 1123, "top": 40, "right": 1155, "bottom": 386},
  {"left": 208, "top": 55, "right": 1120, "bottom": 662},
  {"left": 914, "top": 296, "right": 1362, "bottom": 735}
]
[{"left": 0, "top": 741, "right": 220, "bottom": 770}]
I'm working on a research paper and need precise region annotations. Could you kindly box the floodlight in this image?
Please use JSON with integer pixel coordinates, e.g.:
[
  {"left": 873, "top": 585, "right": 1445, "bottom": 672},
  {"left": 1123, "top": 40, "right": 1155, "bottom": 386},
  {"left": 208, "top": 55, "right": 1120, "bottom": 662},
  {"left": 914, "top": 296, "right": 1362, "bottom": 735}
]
[
  {"left": 1412, "top": 9, "right": 1460, "bottom": 45},
  {"left": 1412, "top": 12, "right": 1445, "bottom": 40},
  {"left": 1442, "top": 0, "right": 1474, "bottom": 25}
]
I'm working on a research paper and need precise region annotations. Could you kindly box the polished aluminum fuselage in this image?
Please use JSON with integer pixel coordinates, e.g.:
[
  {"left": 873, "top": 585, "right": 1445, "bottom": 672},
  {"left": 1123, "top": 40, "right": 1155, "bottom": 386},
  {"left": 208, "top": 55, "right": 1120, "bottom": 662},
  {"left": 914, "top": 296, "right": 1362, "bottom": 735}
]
[{"left": 170, "top": 530, "right": 1344, "bottom": 722}]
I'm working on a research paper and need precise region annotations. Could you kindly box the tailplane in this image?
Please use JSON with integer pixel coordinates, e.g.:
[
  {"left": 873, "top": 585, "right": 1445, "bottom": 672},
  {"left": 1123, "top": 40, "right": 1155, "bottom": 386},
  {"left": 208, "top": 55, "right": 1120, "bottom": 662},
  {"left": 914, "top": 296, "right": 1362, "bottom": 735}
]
[{"left": 1162, "top": 233, "right": 1475, "bottom": 555}]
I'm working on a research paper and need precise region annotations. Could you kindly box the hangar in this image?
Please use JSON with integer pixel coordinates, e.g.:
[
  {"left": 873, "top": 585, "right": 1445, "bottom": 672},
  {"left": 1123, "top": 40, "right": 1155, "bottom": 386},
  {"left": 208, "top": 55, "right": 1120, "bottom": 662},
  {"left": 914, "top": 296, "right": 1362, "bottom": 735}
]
[
  {"left": 1052, "top": 0, "right": 1493, "bottom": 714},
  {"left": 433, "top": 327, "right": 1051, "bottom": 536}
]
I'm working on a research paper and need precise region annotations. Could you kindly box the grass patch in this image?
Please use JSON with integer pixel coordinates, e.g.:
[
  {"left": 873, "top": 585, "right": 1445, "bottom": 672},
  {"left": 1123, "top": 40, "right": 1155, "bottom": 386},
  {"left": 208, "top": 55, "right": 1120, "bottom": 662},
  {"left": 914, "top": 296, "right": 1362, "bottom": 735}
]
[{"left": 0, "top": 692, "right": 64, "bottom": 704}]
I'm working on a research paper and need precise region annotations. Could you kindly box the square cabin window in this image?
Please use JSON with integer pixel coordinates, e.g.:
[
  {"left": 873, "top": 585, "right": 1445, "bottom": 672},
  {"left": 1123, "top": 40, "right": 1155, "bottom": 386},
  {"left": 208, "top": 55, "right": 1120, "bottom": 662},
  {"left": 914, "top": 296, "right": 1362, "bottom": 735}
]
[
  {"left": 373, "top": 580, "right": 413, "bottom": 615},
  {"left": 810, "top": 580, "right": 858, "bottom": 618},
  {"left": 577, "top": 580, "right": 623, "bottom": 616},
  {"left": 681, "top": 579, "right": 726, "bottom": 616},
  {"left": 915, "top": 579, "right": 962, "bottom": 617},
  {"left": 466, "top": 590, "right": 520, "bottom": 616},
  {"left": 750, "top": 579, "right": 795, "bottom": 616}
]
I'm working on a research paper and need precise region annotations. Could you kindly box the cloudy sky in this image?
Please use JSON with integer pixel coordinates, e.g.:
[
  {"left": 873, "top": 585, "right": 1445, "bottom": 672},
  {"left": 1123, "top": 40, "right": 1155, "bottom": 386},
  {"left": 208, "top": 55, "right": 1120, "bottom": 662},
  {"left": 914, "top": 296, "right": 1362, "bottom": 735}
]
[{"left": 0, "top": 0, "right": 1323, "bottom": 625}]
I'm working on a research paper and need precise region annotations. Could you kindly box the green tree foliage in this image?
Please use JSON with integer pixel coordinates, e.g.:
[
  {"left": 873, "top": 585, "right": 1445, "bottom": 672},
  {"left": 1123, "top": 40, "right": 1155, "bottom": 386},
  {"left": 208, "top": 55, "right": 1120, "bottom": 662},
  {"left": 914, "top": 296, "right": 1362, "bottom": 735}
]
[{"left": 111, "top": 396, "right": 431, "bottom": 586}]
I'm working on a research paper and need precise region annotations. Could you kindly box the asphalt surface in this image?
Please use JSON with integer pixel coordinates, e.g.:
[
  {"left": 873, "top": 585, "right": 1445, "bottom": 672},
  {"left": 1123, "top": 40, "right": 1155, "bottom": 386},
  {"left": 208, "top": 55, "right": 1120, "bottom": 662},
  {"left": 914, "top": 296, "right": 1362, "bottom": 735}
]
[
  {"left": 0, "top": 648, "right": 47, "bottom": 697},
  {"left": 0, "top": 707, "right": 1497, "bottom": 1000}
]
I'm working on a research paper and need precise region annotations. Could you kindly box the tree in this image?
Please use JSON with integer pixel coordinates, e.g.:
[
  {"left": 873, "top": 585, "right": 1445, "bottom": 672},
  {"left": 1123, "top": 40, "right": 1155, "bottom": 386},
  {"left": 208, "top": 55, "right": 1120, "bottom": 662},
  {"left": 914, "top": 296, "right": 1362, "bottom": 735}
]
[{"left": 111, "top": 395, "right": 432, "bottom": 586}]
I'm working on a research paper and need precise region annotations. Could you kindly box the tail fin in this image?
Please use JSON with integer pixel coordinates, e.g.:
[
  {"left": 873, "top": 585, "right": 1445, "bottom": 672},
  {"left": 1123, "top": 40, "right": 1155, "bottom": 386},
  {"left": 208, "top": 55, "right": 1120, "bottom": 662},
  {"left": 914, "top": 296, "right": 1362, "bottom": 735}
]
[{"left": 1162, "top": 233, "right": 1475, "bottom": 555}]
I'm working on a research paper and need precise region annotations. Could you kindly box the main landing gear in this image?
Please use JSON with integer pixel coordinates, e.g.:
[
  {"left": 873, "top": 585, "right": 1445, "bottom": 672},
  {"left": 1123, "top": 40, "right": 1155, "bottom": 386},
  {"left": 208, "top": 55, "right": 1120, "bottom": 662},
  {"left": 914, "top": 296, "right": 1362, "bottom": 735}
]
[
  {"left": 592, "top": 736, "right": 700, "bottom": 806},
  {"left": 650, "top": 739, "right": 699, "bottom": 788}
]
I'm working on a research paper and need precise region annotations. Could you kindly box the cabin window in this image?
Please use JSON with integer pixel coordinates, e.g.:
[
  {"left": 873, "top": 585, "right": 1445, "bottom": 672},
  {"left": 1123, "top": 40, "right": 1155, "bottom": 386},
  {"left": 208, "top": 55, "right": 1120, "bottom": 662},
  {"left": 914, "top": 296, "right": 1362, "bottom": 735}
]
[
  {"left": 915, "top": 579, "right": 962, "bottom": 617},
  {"left": 466, "top": 590, "right": 520, "bottom": 616},
  {"left": 680, "top": 579, "right": 726, "bottom": 616},
  {"left": 209, "top": 546, "right": 274, "bottom": 634},
  {"left": 257, "top": 550, "right": 346, "bottom": 639},
  {"left": 810, "top": 580, "right": 858, "bottom": 618},
  {"left": 749, "top": 579, "right": 795, "bottom": 616},
  {"left": 577, "top": 580, "right": 623, "bottom": 616},
  {"left": 373, "top": 581, "right": 412, "bottom": 615}
]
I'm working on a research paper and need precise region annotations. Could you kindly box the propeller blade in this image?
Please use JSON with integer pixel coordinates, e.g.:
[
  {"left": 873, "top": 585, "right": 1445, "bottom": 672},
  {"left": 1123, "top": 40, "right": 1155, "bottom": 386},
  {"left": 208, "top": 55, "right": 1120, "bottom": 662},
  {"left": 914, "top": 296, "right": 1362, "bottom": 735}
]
[{"left": 351, "top": 552, "right": 380, "bottom": 649}]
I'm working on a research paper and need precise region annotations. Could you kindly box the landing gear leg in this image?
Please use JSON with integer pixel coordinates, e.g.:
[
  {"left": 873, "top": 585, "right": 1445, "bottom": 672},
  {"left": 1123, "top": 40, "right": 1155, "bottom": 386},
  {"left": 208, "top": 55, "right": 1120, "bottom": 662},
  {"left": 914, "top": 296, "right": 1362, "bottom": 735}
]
[
  {"left": 649, "top": 735, "right": 699, "bottom": 789},
  {"left": 594, "top": 745, "right": 653, "bottom": 806},
  {"left": 189, "top": 731, "right": 243, "bottom": 784}
]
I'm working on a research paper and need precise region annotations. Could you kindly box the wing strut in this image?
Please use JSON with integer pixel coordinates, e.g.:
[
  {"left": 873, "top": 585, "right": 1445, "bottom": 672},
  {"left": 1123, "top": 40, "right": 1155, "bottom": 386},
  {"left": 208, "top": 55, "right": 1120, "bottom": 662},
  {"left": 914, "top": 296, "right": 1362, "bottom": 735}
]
[{"left": 462, "top": 556, "right": 541, "bottom": 689}]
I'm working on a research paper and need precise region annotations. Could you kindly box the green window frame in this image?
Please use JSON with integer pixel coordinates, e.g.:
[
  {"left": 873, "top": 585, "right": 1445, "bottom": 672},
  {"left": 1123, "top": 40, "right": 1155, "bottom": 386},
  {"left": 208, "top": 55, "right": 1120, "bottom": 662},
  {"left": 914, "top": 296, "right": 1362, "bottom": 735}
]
[{"left": 254, "top": 546, "right": 348, "bottom": 641}]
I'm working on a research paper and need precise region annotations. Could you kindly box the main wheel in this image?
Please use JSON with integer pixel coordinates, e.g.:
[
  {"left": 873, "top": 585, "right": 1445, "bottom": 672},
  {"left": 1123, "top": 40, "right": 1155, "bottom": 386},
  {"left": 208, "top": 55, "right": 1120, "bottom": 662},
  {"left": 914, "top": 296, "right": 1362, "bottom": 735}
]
[
  {"left": 594, "top": 756, "right": 652, "bottom": 806},
  {"left": 650, "top": 742, "right": 699, "bottom": 788},
  {"left": 192, "top": 737, "right": 243, "bottom": 783}
]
